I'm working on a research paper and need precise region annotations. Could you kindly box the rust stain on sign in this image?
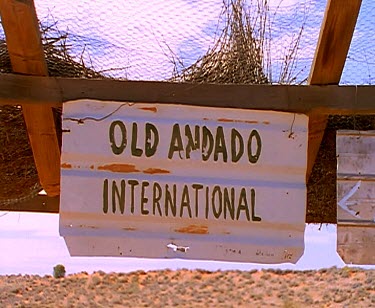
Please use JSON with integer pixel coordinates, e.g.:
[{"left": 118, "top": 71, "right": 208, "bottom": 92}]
[
  {"left": 140, "top": 106, "right": 157, "bottom": 113},
  {"left": 79, "top": 224, "right": 98, "bottom": 229},
  {"left": 143, "top": 168, "right": 170, "bottom": 174},
  {"left": 175, "top": 225, "right": 209, "bottom": 235},
  {"left": 122, "top": 227, "right": 136, "bottom": 231},
  {"left": 217, "top": 118, "right": 259, "bottom": 124},
  {"left": 98, "top": 164, "right": 140, "bottom": 173},
  {"left": 61, "top": 163, "right": 72, "bottom": 169}
]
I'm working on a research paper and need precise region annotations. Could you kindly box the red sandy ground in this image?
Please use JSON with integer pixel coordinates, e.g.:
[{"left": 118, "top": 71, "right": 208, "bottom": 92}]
[{"left": 0, "top": 267, "right": 374, "bottom": 307}]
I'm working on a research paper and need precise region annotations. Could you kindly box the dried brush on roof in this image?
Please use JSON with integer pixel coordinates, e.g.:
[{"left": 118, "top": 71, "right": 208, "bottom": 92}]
[{"left": 172, "top": 0, "right": 269, "bottom": 84}]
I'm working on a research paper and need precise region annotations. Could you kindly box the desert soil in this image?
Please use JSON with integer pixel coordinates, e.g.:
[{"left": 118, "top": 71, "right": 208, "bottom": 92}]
[{"left": 0, "top": 267, "right": 374, "bottom": 307}]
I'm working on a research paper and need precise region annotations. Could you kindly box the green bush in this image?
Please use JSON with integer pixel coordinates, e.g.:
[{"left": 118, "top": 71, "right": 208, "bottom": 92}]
[{"left": 53, "top": 264, "right": 66, "bottom": 279}]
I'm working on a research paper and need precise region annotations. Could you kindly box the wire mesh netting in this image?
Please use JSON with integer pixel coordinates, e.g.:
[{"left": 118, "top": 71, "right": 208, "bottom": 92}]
[
  {"left": 342, "top": 0, "right": 375, "bottom": 85},
  {"left": 29, "top": 0, "right": 325, "bottom": 83},
  {"left": 3, "top": 0, "right": 373, "bottom": 83}
]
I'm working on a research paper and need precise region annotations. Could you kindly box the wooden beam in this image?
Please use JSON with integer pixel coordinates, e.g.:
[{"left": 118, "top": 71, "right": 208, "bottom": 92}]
[
  {"left": 0, "top": 74, "right": 375, "bottom": 114},
  {"left": 0, "top": 0, "right": 61, "bottom": 196},
  {"left": 0, "top": 195, "right": 59, "bottom": 213},
  {"left": 307, "top": 0, "right": 362, "bottom": 180}
]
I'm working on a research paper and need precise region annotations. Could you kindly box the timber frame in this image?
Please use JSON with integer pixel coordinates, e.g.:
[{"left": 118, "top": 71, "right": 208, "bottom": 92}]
[
  {"left": 0, "top": 74, "right": 374, "bottom": 115},
  {"left": 306, "top": 0, "right": 362, "bottom": 180},
  {"left": 0, "top": 0, "right": 61, "bottom": 197},
  {"left": 0, "top": 0, "right": 371, "bottom": 214}
]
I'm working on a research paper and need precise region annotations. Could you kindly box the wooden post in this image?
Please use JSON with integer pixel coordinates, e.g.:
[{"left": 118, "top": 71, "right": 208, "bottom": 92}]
[
  {"left": 307, "top": 0, "right": 362, "bottom": 181},
  {"left": 0, "top": 0, "right": 61, "bottom": 196}
]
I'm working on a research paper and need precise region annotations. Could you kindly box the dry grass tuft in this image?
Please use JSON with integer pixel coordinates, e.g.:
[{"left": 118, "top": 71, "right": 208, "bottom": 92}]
[{"left": 172, "top": 0, "right": 269, "bottom": 84}]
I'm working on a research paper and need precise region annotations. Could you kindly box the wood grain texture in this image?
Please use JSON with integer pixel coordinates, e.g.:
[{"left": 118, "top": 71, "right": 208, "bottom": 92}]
[
  {"left": 0, "top": 195, "right": 59, "bottom": 213},
  {"left": 337, "top": 226, "right": 375, "bottom": 265},
  {"left": 307, "top": 0, "right": 362, "bottom": 181},
  {"left": 0, "top": 74, "right": 375, "bottom": 114},
  {"left": 0, "top": 0, "right": 61, "bottom": 196}
]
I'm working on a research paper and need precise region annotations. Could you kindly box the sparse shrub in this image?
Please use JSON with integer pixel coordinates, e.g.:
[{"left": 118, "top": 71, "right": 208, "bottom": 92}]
[
  {"left": 318, "top": 268, "right": 328, "bottom": 274},
  {"left": 266, "top": 268, "right": 282, "bottom": 275},
  {"left": 89, "top": 275, "right": 101, "bottom": 287},
  {"left": 260, "top": 273, "right": 272, "bottom": 280},
  {"left": 53, "top": 264, "right": 66, "bottom": 279},
  {"left": 196, "top": 269, "right": 212, "bottom": 275},
  {"left": 289, "top": 280, "right": 299, "bottom": 288},
  {"left": 282, "top": 298, "right": 298, "bottom": 308},
  {"left": 96, "top": 270, "right": 106, "bottom": 276},
  {"left": 333, "top": 293, "right": 349, "bottom": 304}
]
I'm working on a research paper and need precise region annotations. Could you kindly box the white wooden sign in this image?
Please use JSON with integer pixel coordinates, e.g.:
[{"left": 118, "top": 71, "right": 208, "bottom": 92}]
[
  {"left": 60, "top": 100, "right": 308, "bottom": 263},
  {"left": 337, "top": 130, "right": 375, "bottom": 265}
]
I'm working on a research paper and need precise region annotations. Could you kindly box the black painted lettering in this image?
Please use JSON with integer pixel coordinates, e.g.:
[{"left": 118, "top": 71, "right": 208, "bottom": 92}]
[
  {"left": 165, "top": 184, "right": 177, "bottom": 217},
  {"left": 140, "top": 181, "right": 149, "bottom": 215},
  {"left": 109, "top": 121, "right": 127, "bottom": 155},
  {"left": 251, "top": 188, "right": 262, "bottom": 221},
  {"left": 112, "top": 180, "right": 125, "bottom": 214},
  {"left": 128, "top": 180, "right": 139, "bottom": 214},
  {"left": 205, "top": 186, "right": 209, "bottom": 219},
  {"left": 145, "top": 123, "right": 159, "bottom": 157},
  {"left": 231, "top": 128, "right": 244, "bottom": 163},
  {"left": 214, "top": 126, "right": 228, "bottom": 162},
  {"left": 248, "top": 130, "right": 262, "bottom": 164},
  {"left": 103, "top": 179, "right": 109, "bottom": 214},
  {"left": 168, "top": 124, "right": 184, "bottom": 159},
  {"left": 212, "top": 186, "right": 223, "bottom": 219},
  {"left": 131, "top": 123, "right": 143, "bottom": 157},
  {"left": 202, "top": 126, "right": 214, "bottom": 161},
  {"left": 180, "top": 185, "right": 192, "bottom": 218},
  {"left": 237, "top": 188, "right": 250, "bottom": 221},
  {"left": 153, "top": 182, "right": 162, "bottom": 216},
  {"left": 192, "top": 184, "right": 203, "bottom": 217},
  {"left": 223, "top": 187, "right": 235, "bottom": 220},
  {"left": 185, "top": 125, "right": 200, "bottom": 159}
]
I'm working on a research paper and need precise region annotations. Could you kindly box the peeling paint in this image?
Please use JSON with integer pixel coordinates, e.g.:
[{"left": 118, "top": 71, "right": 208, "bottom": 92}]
[
  {"left": 338, "top": 180, "right": 362, "bottom": 218},
  {"left": 167, "top": 243, "right": 190, "bottom": 252},
  {"left": 98, "top": 164, "right": 140, "bottom": 173},
  {"left": 175, "top": 225, "right": 208, "bottom": 234},
  {"left": 217, "top": 118, "right": 235, "bottom": 123},
  {"left": 217, "top": 118, "right": 259, "bottom": 124},
  {"left": 122, "top": 227, "right": 136, "bottom": 231},
  {"left": 143, "top": 168, "right": 170, "bottom": 174},
  {"left": 140, "top": 106, "right": 157, "bottom": 113},
  {"left": 79, "top": 224, "right": 98, "bottom": 229},
  {"left": 61, "top": 163, "right": 72, "bottom": 169}
]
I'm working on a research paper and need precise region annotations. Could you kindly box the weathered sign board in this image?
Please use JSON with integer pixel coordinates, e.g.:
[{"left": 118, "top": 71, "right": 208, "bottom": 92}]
[
  {"left": 337, "top": 130, "right": 375, "bottom": 265},
  {"left": 60, "top": 100, "right": 308, "bottom": 263}
]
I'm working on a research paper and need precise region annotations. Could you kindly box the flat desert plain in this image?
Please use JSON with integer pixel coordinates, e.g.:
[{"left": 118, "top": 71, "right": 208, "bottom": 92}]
[{"left": 0, "top": 267, "right": 374, "bottom": 307}]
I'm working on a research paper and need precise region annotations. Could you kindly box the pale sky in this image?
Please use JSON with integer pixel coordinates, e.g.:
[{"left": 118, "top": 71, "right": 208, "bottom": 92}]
[{"left": 0, "top": 211, "right": 355, "bottom": 276}]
